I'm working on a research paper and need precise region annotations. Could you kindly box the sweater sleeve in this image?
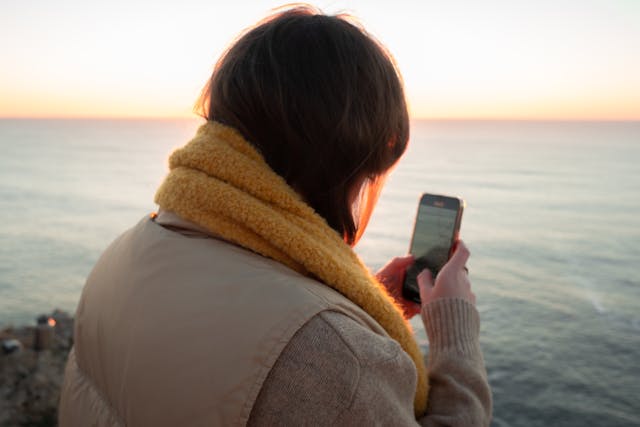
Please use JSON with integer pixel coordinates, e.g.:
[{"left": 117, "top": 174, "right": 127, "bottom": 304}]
[
  {"left": 247, "top": 299, "right": 491, "bottom": 426},
  {"left": 420, "top": 298, "right": 493, "bottom": 427}
]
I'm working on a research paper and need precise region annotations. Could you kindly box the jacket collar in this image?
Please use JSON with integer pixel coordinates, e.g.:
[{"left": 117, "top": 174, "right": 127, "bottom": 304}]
[{"left": 153, "top": 209, "right": 219, "bottom": 239}]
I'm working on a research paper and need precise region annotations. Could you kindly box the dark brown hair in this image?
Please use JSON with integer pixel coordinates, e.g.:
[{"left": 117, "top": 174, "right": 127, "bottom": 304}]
[{"left": 197, "top": 5, "right": 409, "bottom": 245}]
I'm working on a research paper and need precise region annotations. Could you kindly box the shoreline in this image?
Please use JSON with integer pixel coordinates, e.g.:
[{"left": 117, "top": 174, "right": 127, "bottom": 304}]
[{"left": 0, "top": 310, "right": 73, "bottom": 426}]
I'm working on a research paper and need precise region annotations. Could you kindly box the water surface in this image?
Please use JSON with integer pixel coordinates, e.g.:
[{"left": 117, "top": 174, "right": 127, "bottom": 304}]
[{"left": 1, "top": 118, "right": 638, "bottom": 426}]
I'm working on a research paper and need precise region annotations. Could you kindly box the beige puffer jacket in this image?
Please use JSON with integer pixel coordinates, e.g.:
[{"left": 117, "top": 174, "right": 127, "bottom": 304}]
[{"left": 59, "top": 212, "right": 395, "bottom": 426}]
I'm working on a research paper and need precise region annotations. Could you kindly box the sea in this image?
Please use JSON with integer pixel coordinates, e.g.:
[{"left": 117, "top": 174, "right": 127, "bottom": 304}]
[{"left": 1, "top": 118, "right": 639, "bottom": 426}]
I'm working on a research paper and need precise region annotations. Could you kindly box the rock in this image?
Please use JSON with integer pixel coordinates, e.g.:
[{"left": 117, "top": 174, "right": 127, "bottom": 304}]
[
  {"left": 0, "top": 309, "right": 74, "bottom": 426},
  {"left": 1, "top": 339, "right": 23, "bottom": 355}
]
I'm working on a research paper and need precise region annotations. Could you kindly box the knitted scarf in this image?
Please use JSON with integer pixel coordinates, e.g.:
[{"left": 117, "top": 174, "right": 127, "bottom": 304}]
[{"left": 154, "top": 121, "right": 428, "bottom": 416}]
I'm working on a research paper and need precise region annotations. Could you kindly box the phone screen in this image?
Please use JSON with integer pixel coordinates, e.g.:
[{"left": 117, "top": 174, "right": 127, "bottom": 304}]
[{"left": 403, "top": 195, "right": 463, "bottom": 303}]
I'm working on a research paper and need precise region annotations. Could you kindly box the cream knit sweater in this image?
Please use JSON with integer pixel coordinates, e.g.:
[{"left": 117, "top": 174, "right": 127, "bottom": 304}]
[{"left": 248, "top": 298, "right": 492, "bottom": 426}]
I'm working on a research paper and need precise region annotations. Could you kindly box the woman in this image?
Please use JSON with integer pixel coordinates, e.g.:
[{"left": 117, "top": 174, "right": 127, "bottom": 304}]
[{"left": 60, "top": 5, "right": 491, "bottom": 426}]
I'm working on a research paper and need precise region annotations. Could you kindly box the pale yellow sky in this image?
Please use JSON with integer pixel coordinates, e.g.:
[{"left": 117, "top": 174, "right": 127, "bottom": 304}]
[{"left": 1, "top": 0, "right": 639, "bottom": 120}]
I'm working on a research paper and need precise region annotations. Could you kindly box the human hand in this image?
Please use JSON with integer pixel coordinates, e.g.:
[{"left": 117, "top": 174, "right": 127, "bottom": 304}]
[
  {"left": 418, "top": 241, "right": 476, "bottom": 305},
  {"left": 375, "top": 255, "right": 421, "bottom": 319}
]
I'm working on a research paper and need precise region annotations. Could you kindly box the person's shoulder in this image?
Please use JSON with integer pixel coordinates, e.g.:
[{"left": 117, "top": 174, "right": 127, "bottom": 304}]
[
  {"left": 317, "top": 311, "right": 408, "bottom": 366},
  {"left": 248, "top": 311, "right": 418, "bottom": 426}
]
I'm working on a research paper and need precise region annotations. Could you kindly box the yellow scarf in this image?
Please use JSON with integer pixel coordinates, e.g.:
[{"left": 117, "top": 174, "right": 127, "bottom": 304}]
[{"left": 154, "top": 121, "right": 428, "bottom": 416}]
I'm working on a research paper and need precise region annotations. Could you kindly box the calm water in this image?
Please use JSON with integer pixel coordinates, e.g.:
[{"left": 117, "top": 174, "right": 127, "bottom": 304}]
[{"left": 1, "top": 119, "right": 639, "bottom": 426}]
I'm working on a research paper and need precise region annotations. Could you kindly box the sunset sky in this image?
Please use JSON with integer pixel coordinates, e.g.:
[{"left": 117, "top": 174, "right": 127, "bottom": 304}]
[{"left": 1, "top": 0, "right": 638, "bottom": 120}]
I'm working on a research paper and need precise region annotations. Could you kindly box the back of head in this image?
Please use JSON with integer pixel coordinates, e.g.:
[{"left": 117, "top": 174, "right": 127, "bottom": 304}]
[{"left": 197, "top": 5, "right": 409, "bottom": 244}]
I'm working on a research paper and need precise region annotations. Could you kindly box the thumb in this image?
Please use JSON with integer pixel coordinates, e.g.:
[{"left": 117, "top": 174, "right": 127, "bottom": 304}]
[
  {"left": 417, "top": 269, "right": 434, "bottom": 303},
  {"left": 448, "top": 240, "right": 470, "bottom": 270}
]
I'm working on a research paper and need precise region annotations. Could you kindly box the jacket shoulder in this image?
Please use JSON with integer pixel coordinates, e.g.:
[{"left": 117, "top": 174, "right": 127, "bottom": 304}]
[{"left": 248, "top": 310, "right": 416, "bottom": 426}]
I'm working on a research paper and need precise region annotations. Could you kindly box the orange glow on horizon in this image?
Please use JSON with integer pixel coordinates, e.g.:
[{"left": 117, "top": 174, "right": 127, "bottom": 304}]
[
  {"left": 2, "top": 87, "right": 638, "bottom": 121},
  {"left": 1, "top": 1, "right": 638, "bottom": 122},
  {"left": 408, "top": 96, "right": 640, "bottom": 121},
  {"left": 0, "top": 87, "right": 197, "bottom": 119}
]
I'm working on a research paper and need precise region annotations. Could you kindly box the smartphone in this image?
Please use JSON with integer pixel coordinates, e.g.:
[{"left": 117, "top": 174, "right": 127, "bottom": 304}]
[{"left": 402, "top": 193, "right": 465, "bottom": 304}]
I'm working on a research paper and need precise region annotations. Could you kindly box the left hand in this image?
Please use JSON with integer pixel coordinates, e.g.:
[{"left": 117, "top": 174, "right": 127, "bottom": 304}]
[{"left": 375, "top": 255, "right": 421, "bottom": 319}]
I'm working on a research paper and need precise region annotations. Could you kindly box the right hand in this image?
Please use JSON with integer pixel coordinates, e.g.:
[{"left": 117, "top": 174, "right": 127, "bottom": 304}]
[{"left": 417, "top": 240, "right": 476, "bottom": 305}]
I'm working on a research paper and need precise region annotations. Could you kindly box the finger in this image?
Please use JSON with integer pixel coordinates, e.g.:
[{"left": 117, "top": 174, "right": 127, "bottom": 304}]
[
  {"left": 417, "top": 269, "right": 434, "bottom": 303},
  {"left": 448, "top": 240, "right": 470, "bottom": 270}
]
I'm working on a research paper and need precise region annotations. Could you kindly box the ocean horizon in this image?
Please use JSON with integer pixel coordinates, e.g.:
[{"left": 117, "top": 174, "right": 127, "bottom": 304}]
[{"left": 1, "top": 118, "right": 639, "bottom": 426}]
